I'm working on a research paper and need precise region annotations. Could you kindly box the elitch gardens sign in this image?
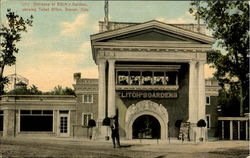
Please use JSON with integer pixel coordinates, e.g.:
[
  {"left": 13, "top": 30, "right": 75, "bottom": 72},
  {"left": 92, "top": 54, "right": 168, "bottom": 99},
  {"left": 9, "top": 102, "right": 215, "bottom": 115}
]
[{"left": 118, "top": 91, "right": 178, "bottom": 99}]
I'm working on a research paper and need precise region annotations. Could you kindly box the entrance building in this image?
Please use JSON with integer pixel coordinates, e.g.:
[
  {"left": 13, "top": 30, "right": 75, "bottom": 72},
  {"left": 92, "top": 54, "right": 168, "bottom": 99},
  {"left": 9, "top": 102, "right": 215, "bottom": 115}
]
[
  {"left": 90, "top": 20, "right": 214, "bottom": 140},
  {"left": 1, "top": 20, "right": 235, "bottom": 141}
]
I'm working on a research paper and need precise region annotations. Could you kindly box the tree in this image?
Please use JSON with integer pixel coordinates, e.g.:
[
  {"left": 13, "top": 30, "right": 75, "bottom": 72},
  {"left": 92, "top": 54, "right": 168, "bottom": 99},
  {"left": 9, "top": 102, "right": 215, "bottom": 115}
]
[
  {"left": 0, "top": 9, "right": 33, "bottom": 95},
  {"left": 197, "top": 119, "right": 206, "bottom": 141},
  {"left": 190, "top": 1, "right": 249, "bottom": 116},
  {"left": 7, "top": 84, "right": 42, "bottom": 95},
  {"left": 218, "top": 88, "right": 240, "bottom": 117},
  {"left": 29, "top": 85, "right": 42, "bottom": 95},
  {"left": 44, "top": 85, "right": 75, "bottom": 95}
]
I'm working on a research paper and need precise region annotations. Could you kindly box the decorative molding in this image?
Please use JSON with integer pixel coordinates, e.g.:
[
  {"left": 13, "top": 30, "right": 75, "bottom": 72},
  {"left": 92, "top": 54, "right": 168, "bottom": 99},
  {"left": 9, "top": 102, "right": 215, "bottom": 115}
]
[
  {"left": 91, "top": 20, "right": 214, "bottom": 43},
  {"left": 125, "top": 100, "right": 169, "bottom": 139},
  {"left": 116, "top": 85, "right": 179, "bottom": 91},
  {"left": 125, "top": 100, "right": 168, "bottom": 123},
  {"left": 94, "top": 46, "right": 210, "bottom": 53},
  {"left": 116, "top": 64, "right": 181, "bottom": 70}
]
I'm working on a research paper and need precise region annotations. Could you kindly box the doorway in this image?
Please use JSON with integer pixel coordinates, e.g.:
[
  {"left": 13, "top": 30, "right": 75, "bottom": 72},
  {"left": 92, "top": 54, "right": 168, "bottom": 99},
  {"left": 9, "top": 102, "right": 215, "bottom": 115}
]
[
  {"left": 132, "top": 115, "right": 161, "bottom": 139},
  {"left": 58, "top": 111, "right": 69, "bottom": 137}
]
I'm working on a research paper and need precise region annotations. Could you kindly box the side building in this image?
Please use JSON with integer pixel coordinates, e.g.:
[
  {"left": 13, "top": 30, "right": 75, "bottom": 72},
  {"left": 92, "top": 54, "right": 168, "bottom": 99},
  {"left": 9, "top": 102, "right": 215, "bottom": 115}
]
[{"left": 0, "top": 77, "right": 220, "bottom": 140}]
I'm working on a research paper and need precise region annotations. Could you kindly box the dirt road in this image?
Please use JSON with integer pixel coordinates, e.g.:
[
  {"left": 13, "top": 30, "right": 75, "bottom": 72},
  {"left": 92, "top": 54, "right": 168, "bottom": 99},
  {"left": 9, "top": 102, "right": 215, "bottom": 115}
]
[{"left": 0, "top": 138, "right": 248, "bottom": 158}]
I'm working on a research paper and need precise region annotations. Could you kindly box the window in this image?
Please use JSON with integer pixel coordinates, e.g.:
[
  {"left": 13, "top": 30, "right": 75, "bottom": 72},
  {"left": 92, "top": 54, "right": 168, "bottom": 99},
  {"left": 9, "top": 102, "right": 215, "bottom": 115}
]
[
  {"left": 20, "top": 110, "right": 53, "bottom": 132},
  {"left": 206, "top": 114, "right": 210, "bottom": 129},
  {"left": 165, "top": 72, "right": 177, "bottom": 85},
  {"left": 130, "top": 71, "right": 140, "bottom": 85},
  {"left": 206, "top": 96, "right": 210, "bottom": 105},
  {"left": 0, "top": 110, "right": 3, "bottom": 131},
  {"left": 116, "top": 70, "right": 178, "bottom": 86},
  {"left": 82, "top": 94, "right": 93, "bottom": 103},
  {"left": 154, "top": 72, "right": 164, "bottom": 85},
  {"left": 117, "top": 71, "right": 129, "bottom": 85},
  {"left": 142, "top": 71, "right": 152, "bottom": 85},
  {"left": 82, "top": 113, "right": 92, "bottom": 127}
]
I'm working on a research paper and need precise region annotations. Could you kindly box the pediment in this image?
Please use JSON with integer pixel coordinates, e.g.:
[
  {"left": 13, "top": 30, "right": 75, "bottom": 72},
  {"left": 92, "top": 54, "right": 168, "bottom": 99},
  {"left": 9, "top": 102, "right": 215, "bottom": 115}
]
[
  {"left": 91, "top": 20, "right": 214, "bottom": 44},
  {"left": 104, "top": 28, "right": 199, "bottom": 43}
]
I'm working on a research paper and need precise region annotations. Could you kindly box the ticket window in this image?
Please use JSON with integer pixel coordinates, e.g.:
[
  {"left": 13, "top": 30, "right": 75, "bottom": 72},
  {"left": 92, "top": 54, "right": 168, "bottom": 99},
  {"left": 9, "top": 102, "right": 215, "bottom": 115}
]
[
  {"left": 166, "top": 72, "right": 177, "bottom": 85},
  {"left": 153, "top": 72, "right": 164, "bottom": 85},
  {"left": 130, "top": 71, "right": 140, "bottom": 85},
  {"left": 142, "top": 71, "right": 152, "bottom": 85},
  {"left": 117, "top": 71, "right": 129, "bottom": 85}
]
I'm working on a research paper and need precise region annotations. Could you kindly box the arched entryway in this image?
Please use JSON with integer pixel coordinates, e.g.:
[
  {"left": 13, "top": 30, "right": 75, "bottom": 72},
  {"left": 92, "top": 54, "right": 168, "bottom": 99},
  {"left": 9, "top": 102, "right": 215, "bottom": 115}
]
[
  {"left": 132, "top": 115, "right": 161, "bottom": 139},
  {"left": 125, "top": 100, "right": 168, "bottom": 139}
]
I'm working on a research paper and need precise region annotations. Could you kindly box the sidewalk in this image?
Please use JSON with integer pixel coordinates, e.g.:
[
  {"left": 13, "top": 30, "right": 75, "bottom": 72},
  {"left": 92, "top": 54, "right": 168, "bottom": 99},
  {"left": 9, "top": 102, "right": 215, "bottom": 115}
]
[{"left": 1, "top": 135, "right": 248, "bottom": 147}]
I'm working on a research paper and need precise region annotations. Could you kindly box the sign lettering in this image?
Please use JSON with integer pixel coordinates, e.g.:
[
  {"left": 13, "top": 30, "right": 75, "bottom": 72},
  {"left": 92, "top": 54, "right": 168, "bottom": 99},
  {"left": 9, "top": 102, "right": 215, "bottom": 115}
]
[{"left": 118, "top": 91, "right": 178, "bottom": 99}]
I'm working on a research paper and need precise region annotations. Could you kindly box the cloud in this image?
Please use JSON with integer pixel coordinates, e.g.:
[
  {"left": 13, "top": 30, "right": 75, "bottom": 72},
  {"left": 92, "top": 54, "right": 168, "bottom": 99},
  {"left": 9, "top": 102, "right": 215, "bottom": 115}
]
[
  {"left": 205, "top": 64, "right": 216, "bottom": 79},
  {"left": 92, "top": 23, "right": 99, "bottom": 32},
  {"left": 80, "top": 66, "right": 98, "bottom": 79},
  {"left": 79, "top": 41, "right": 91, "bottom": 51},
  {"left": 45, "top": 51, "right": 85, "bottom": 62},
  {"left": 60, "top": 14, "right": 88, "bottom": 36}
]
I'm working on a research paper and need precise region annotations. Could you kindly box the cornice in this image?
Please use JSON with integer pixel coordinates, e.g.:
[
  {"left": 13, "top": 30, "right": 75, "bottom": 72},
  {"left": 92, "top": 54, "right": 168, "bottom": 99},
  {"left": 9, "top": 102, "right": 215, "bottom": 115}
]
[
  {"left": 91, "top": 20, "right": 214, "bottom": 44},
  {"left": 116, "top": 85, "right": 179, "bottom": 91}
]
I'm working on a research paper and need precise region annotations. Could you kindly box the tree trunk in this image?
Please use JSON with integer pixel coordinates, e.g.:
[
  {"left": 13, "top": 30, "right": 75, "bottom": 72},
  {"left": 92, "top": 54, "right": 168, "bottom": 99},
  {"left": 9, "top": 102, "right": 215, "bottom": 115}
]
[
  {"left": 0, "top": 64, "right": 5, "bottom": 95},
  {"left": 239, "top": 81, "right": 244, "bottom": 116}
]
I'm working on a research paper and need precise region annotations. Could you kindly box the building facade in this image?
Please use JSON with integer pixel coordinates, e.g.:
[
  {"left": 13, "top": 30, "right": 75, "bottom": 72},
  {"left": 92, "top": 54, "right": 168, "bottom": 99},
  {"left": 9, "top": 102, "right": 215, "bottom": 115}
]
[
  {"left": 0, "top": 77, "right": 221, "bottom": 140},
  {"left": 0, "top": 20, "right": 228, "bottom": 140},
  {"left": 90, "top": 20, "right": 214, "bottom": 140}
]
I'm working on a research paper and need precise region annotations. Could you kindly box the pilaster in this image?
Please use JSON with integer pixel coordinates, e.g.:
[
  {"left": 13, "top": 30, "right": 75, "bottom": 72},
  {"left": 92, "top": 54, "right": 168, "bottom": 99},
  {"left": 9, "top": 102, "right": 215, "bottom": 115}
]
[
  {"left": 98, "top": 59, "right": 106, "bottom": 120},
  {"left": 188, "top": 60, "right": 197, "bottom": 123},
  {"left": 96, "top": 59, "right": 107, "bottom": 140},
  {"left": 107, "top": 59, "right": 116, "bottom": 117}
]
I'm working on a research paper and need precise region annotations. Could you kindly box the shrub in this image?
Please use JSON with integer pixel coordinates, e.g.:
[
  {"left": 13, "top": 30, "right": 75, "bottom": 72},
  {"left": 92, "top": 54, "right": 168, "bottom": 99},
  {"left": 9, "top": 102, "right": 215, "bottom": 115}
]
[
  {"left": 102, "top": 117, "right": 110, "bottom": 126},
  {"left": 175, "top": 120, "right": 182, "bottom": 128},
  {"left": 197, "top": 119, "right": 206, "bottom": 127},
  {"left": 88, "top": 119, "right": 96, "bottom": 128}
]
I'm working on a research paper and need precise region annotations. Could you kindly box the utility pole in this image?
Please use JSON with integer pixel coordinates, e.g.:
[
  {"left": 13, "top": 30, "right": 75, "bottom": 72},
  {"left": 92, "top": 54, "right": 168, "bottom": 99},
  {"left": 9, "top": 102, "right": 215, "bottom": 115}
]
[
  {"left": 13, "top": 62, "right": 17, "bottom": 137},
  {"left": 104, "top": 0, "right": 109, "bottom": 31}
]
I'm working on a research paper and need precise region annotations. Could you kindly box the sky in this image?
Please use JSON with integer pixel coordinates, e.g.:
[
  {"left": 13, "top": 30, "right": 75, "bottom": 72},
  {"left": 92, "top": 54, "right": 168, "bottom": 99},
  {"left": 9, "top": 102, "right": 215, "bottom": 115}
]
[{"left": 1, "top": 0, "right": 215, "bottom": 91}]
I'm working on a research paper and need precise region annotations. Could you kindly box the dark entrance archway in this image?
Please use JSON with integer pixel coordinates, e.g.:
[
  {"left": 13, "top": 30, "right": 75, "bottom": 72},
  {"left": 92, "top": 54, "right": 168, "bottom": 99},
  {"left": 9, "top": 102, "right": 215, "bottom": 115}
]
[{"left": 132, "top": 115, "right": 161, "bottom": 139}]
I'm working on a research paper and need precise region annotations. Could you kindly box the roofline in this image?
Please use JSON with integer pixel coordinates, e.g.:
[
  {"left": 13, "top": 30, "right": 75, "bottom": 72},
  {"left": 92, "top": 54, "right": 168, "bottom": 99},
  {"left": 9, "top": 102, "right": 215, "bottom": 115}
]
[{"left": 91, "top": 20, "right": 213, "bottom": 41}]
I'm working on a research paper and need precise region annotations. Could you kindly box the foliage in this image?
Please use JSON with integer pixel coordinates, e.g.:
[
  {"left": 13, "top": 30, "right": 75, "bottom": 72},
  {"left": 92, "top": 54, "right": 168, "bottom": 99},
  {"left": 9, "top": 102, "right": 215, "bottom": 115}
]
[
  {"left": 0, "top": 9, "right": 33, "bottom": 95},
  {"left": 7, "top": 84, "right": 42, "bottom": 95},
  {"left": 102, "top": 117, "right": 110, "bottom": 126},
  {"left": 175, "top": 120, "right": 182, "bottom": 128},
  {"left": 44, "top": 85, "right": 75, "bottom": 95},
  {"left": 7, "top": 84, "right": 75, "bottom": 95},
  {"left": 88, "top": 119, "right": 96, "bottom": 128},
  {"left": 190, "top": 1, "right": 249, "bottom": 116},
  {"left": 218, "top": 89, "right": 241, "bottom": 117},
  {"left": 197, "top": 119, "right": 206, "bottom": 128}
]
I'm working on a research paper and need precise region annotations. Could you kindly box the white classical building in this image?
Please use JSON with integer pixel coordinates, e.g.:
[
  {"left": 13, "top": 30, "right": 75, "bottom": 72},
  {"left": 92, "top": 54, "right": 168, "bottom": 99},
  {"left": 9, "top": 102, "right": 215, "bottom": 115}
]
[{"left": 90, "top": 20, "right": 214, "bottom": 140}]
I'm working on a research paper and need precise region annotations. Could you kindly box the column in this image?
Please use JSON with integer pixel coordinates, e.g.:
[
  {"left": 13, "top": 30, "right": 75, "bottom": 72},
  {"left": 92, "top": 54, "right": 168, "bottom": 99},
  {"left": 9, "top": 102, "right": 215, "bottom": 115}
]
[
  {"left": 188, "top": 60, "right": 196, "bottom": 123},
  {"left": 198, "top": 61, "right": 206, "bottom": 120},
  {"left": 108, "top": 59, "right": 116, "bottom": 117},
  {"left": 237, "top": 121, "right": 240, "bottom": 140},
  {"left": 230, "top": 120, "right": 233, "bottom": 140},
  {"left": 188, "top": 60, "right": 197, "bottom": 141},
  {"left": 98, "top": 59, "right": 106, "bottom": 121},
  {"left": 3, "top": 109, "right": 15, "bottom": 137},
  {"left": 96, "top": 59, "right": 107, "bottom": 140},
  {"left": 222, "top": 121, "right": 224, "bottom": 140}
]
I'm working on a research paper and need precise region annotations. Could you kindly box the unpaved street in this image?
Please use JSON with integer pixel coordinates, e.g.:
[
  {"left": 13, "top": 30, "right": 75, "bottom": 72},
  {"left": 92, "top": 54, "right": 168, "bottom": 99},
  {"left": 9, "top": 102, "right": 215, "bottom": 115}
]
[{"left": 0, "top": 138, "right": 248, "bottom": 158}]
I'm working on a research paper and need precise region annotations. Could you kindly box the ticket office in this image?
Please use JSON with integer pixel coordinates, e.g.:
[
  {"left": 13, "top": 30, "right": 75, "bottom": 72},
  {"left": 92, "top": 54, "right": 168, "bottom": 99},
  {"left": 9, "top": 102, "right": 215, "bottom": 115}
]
[{"left": 115, "top": 65, "right": 180, "bottom": 87}]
